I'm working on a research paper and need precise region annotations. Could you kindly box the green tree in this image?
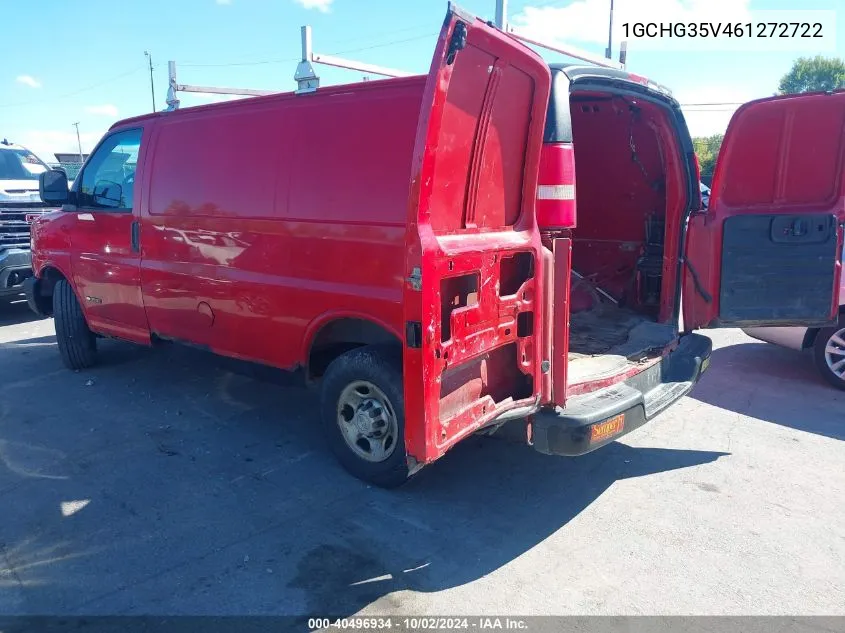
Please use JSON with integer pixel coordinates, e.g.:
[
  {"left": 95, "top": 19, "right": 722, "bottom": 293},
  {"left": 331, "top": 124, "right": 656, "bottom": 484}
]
[
  {"left": 692, "top": 134, "right": 724, "bottom": 181},
  {"left": 778, "top": 56, "right": 845, "bottom": 94}
]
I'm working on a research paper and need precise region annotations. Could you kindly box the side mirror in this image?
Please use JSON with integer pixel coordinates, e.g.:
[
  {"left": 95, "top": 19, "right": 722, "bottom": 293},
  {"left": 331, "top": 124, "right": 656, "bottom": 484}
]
[{"left": 39, "top": 169, "right": 69, "bottom": 205}]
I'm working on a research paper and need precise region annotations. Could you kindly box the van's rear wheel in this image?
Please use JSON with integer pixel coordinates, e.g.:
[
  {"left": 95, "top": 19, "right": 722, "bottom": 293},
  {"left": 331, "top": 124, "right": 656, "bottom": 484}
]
[
  {"left": 320, "top": 345, "right": 409, "bottom": 488},
  {"left": 814, "top": 317, "right": 845, "bottom": 391},
  {"left": 53, "top": 279, "right": 97, "bottom": 370}
]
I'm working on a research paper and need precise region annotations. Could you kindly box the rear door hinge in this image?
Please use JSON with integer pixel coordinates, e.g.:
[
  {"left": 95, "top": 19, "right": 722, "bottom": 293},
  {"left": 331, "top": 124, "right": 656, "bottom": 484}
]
[{"left": 446, "top": 21, "right": 467, "bottom": 65}]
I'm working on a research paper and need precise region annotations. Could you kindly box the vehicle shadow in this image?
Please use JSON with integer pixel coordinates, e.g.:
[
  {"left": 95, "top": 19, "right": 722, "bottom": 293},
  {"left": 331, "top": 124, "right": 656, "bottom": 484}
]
[
  {"left": 689, "top": 342, "right": 845, "bottom": 441},
  {"left": 287, "top": 441, "right": 729, "bottom": 619},
  {"left": 0, "top": 341, "right": 728, "bottom": 620},
  {"left": 0, "top": 299, "right": 43, "bottom": 326}
]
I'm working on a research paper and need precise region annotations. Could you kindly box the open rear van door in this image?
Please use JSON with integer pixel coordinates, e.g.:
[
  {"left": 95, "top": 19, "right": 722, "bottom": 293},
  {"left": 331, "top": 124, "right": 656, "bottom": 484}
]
[
  {"left": 683, "top": 91, "right": 845, "bottom": 330},
  {"left": 402, "top": 4, "right": 551, "bottom": 465}
]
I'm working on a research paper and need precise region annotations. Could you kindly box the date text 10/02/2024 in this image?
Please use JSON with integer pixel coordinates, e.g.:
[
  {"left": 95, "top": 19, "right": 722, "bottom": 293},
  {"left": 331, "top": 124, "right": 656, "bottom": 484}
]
[{"left": 308, "top": 617, "right": 529, "bottom": 630}]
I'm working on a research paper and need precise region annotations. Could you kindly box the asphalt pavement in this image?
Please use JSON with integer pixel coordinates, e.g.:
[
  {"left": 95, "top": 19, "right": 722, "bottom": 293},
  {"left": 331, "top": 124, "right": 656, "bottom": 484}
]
[{"left": 0, "top": 297, "right": 843, "bottom": 617}]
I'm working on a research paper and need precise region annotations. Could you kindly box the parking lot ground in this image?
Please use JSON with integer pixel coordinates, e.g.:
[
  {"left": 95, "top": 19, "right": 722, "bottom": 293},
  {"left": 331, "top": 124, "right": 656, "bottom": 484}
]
[{"left": 0, "top": 297, "right": 844, "bottom": 617}]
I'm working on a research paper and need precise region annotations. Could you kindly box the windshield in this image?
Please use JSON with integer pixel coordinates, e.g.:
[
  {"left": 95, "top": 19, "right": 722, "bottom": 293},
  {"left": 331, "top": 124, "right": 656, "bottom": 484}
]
[{"left": 0, "top": 148, "right": 49, "bottom": 181}]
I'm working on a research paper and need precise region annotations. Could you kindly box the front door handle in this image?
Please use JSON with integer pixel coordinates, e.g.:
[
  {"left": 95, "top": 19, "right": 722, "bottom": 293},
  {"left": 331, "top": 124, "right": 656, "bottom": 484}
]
[{"left": 130, "top": 220, "right": 140, "bottom": 253}]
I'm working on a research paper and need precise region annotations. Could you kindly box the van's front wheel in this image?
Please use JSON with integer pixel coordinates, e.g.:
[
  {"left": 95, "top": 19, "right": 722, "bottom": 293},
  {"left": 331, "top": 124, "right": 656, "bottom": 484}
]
[
  {"left": 320, "top": 346, "right": 409, "bottom": 487},
  {"left": 53, "top": 279, "right": 97, "bottom": 370}
]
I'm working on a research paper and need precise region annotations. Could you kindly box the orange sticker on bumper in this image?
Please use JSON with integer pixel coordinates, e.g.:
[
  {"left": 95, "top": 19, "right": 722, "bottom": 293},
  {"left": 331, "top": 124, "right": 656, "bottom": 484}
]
[{"left": 590, "top": 414, "right": 625, "bottom": 443}]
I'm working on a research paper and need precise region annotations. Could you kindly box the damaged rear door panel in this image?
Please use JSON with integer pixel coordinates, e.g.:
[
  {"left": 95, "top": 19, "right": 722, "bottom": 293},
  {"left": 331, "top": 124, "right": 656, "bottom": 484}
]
[{"left": 402, "top": 4, "right": 552, "bottom": 465}]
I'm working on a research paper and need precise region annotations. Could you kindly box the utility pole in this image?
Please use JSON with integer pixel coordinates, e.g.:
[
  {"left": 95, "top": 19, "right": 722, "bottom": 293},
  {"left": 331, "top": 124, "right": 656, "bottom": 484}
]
[
  {"left": 72, "top": 122, "right": 83, "bottom": 163},
  {"left": 495, "top": 0, "right": 508, "bottom": 30},
  {"left": 144, "top": 51, "right": 156, "bottom": 112},
  {"left": 605, "top": 0, "right": 614, "bottom": 59}
]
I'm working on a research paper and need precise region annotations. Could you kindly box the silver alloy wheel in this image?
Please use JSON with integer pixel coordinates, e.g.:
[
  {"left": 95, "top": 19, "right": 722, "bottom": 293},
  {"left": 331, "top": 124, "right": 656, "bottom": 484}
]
[
  {"left": 336, "top": 380, "right": 398, "bottom": 463},
  {"left": 825, "top": 327, "right": 845, "bottom": 379}
]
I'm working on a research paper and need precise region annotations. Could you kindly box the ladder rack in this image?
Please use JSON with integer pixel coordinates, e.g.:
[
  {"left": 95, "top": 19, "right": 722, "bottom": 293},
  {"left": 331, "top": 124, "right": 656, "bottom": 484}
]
[{"left": 164, "top": 1, "right": 627, "bottom": 110}]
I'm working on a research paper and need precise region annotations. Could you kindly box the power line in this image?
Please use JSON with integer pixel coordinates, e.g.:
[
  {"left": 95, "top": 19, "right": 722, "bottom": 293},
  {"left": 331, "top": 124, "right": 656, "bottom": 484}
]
[
  {"left": 0, "top": 66, "right": 145, "bottom": 109},
  {"left": 318, "top": 24, "right": 435, "bottom": 48},
  {"left": 328, "top": 32, "right": 436, "bottom": 56},
  {"left": 681, "top": 102, "right": 745, "bottom": 107},
  {"left": 179, "top": 57, "right": 299, "bottom": 68},
  {"left": 512, "top": 0, "right": 567, "bottom": 11},
  {"left": 179, "top": 26, "right": 436, "bottom": 68},
  {"left": 180, "top": 32, "right": 436, "bottom": 69}
]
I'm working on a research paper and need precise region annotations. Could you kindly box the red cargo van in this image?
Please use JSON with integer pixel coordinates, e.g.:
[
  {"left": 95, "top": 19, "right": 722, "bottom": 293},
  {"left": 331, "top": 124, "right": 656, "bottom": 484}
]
[{"left": 26, "top": 7, "right": 845, "bottom": 486}]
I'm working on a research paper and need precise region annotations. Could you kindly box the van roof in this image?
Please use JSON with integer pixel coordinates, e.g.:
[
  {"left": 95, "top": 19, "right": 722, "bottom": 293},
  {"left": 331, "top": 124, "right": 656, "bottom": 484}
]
[
  {"left": 551, "top": 63, "right": 674, "bottom": 100},
  {"left": 109, "top": 74, "right": 427, "bottom": 131}
]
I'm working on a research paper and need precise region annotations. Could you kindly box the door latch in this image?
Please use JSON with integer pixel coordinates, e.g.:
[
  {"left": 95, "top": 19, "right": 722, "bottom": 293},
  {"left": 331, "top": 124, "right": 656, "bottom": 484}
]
[{"left": 130, "top": 220, "right": 140, "bottom": 252}]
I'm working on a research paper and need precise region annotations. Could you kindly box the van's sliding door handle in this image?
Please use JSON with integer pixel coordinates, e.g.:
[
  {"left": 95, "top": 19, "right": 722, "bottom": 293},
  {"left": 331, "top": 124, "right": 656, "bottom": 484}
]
[{"left": 130, "top": 220, "right": 140, "bottom": 253}]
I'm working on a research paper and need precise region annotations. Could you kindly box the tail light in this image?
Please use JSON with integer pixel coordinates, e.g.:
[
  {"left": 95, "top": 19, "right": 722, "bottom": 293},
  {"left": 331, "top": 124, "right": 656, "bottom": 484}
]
[{"left": 536, "top": 142, "right": 576, "bottom": 230}]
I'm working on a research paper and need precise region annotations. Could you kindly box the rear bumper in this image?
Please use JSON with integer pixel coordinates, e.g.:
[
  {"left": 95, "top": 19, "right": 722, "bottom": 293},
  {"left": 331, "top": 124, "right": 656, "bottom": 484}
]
[
  {"left": 0, "top": 248, "right": 33, "bottom": 297},
  {"left": 532, "top": 332, "right": 712, "bottom": 457}
]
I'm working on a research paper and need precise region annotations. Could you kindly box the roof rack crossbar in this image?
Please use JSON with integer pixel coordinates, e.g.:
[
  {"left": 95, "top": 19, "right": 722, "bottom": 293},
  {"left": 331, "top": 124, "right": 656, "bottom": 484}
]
[
  {"left": 507, "top": 26, "right": 625, "bottom": 70},
  {"left": 165, "top": 24, "right": 414, "bottom": 109},
  {"left": 162, "top": 2, "right": 629, "bottom": 111}
]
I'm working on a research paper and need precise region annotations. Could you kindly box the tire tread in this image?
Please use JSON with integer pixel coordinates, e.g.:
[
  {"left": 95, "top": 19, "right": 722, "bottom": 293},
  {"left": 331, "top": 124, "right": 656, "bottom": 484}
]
[
  {"left": 319, "top": 345, "right": 409, "bottom": 488},
  {"left": 53, "top": 279, "right": 97, "bottom": 370}
]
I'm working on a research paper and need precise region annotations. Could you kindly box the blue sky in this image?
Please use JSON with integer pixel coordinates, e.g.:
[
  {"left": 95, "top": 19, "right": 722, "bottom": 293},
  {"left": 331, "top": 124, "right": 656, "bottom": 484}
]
[{"left": 2, "top": 0, "right": 842, "bottom": 160}]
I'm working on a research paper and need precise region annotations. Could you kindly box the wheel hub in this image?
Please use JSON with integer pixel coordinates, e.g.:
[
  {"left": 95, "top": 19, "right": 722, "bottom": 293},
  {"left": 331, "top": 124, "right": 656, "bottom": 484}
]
[
  {"left": 825, "top": 327, "right": 845, "bottom": 378},
  {"left": 337, "top": 381, "right": 398, "bottom": 463},
  {"left": 353, "top": 399, "right": 388, "bottom": 436}
]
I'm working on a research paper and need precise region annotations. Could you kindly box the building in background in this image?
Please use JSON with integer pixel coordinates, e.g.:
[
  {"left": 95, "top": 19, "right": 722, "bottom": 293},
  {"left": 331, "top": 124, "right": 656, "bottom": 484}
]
[{"left": 52, "top": 153, "right": 89, "bottom": 180}]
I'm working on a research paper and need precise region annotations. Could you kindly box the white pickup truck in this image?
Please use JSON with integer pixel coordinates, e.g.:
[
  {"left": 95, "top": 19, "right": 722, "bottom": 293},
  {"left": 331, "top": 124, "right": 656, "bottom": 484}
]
[{"left": 0, "top": 139, "right": 57, "bottom": 299}]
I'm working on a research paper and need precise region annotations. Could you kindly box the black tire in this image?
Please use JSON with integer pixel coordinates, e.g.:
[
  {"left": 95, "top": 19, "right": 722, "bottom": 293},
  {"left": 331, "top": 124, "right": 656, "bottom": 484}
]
[
  {"left": 813, "top": 316, "right": 845, "bottom": 391},
  {"left": 320, "top": 345, "right": 410, "bottom": 488},
  {"left": 53, "top": 279, "right": 97, "bottom": 370}
]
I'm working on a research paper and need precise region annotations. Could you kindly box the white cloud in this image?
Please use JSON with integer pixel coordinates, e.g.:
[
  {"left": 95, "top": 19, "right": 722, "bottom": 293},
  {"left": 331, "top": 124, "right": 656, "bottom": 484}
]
[
  {"left": 293, "top": 0, "right": 332, "bottom": 13},
  {"left": 215, "top": 0, "right": 231, "bottom": 4},
  {"left": 512, "top": 0, "right": 751, "bottom": 49},
  {"left": 85, "top": 104, "right": 119, "bottom": 117},
  {"left": 15, "top": 129, "right": 105, "bottom": 162},
  {"left": 16, "top": 75, "right": 41, "bottom": 88}
]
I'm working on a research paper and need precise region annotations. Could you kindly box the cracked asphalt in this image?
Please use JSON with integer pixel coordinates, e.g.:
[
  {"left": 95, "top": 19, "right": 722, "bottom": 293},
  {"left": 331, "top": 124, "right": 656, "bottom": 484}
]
[{"left": 0, "top": 297, "right": 843, "bottom": 617}]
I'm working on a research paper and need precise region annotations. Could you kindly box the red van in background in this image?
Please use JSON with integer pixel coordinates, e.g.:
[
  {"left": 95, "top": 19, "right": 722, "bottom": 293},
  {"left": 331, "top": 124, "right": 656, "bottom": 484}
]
[{"left": 26, "top": 7, "right": 845, "bottom": 486}]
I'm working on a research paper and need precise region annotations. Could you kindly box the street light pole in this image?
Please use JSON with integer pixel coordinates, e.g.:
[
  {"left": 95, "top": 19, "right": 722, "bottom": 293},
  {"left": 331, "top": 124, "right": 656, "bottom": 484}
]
[
  {"left": 144, "top": 51, "right": 156, "bottom": 112},
  {"left": 72, "top": 122, "right": 83, "bottom": 164},
  {"left": 605, "top": 0, "right": 614, "bottom": 59}
]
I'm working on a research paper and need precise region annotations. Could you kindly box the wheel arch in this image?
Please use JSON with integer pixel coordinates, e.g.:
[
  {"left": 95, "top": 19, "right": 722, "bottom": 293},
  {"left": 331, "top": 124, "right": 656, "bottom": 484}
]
[
  {"left": 803, "top": 304, "right": 845, "bottom": 349},
  {"left": 32, "top": 263, "right": 72, "bottom": 316},
  {"left": 303, "top": 312, "right": 403, "bottom": 381}
]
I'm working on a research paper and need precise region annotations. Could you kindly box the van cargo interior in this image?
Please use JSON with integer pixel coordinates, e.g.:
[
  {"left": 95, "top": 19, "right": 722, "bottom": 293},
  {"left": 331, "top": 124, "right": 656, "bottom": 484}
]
[{"left": 566, "top": 89, "right": 685, "bottom": 386}]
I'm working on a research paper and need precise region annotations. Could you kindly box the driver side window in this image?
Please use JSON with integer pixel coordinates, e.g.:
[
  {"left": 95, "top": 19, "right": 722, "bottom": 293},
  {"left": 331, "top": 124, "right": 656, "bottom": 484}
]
[{"left": 78, "top": 128, "right": 142, "bottom": 211}]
